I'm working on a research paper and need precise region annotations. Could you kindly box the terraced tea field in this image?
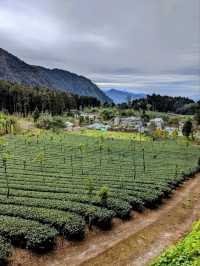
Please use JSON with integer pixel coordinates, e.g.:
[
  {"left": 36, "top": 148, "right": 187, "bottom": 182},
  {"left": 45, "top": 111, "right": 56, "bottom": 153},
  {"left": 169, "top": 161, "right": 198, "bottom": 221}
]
[{"left": 0, "top": 132, "right": 199, "bottom": 265}]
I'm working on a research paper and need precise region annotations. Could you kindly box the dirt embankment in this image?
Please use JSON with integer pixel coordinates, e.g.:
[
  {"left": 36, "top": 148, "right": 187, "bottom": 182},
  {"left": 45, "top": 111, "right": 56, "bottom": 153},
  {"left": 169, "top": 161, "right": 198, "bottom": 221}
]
[{"left": 11, "top": 174, "right": 200, "bottom": 266}]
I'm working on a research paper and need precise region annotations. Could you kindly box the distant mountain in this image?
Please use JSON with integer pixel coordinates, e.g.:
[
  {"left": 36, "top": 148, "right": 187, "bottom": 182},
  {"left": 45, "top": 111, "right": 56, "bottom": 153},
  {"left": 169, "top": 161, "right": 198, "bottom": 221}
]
[
  {"left": 0, "top": 48, "right": 111, "bottom": 103},
  {"left": 104, "top": 88, "right": 146, "bottom": 104},
  {"left": 190, "top": 95, "right": 200, "bottom": 102}
]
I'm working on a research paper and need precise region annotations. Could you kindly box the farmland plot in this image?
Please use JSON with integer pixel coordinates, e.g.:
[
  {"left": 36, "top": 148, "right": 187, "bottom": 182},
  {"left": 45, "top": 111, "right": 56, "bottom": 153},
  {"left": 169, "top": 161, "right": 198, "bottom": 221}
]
[{"left": 0, "top": 132, "right": 199, "bottom": 264}]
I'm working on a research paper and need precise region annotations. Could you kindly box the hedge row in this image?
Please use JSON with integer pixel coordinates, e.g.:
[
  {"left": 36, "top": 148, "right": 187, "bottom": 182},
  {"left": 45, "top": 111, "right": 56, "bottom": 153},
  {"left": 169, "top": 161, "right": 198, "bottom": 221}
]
[
  {"left": 0, "top": 235, "right": 11, "bottom": 266},
  {"left": 0, "top": 203, "right": 85, "bottom": 240},
  {"left": 0, "top": 195, "right": 114, "bottom": 229},
  {"left": 0, "top": 215, "right": 57, "bottom": 251},
  {"left": 0, "top": 180, "right": 165, "bottom": 208},
  {"left": 0, "top": 173, "right": 174, "bottom": 197},
  {"left": 0, "top": 185, "right": 132, "bottom": 219},
  {"left": 0, "top": 165, "right": 199, "bottom": 215}
]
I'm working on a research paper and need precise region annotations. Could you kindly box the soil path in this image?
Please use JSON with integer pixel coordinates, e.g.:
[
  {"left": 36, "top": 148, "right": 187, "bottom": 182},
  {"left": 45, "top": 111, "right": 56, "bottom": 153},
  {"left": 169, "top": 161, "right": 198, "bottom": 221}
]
[{"left": 11, "top": 174, "right": 200, "bottom": 266}]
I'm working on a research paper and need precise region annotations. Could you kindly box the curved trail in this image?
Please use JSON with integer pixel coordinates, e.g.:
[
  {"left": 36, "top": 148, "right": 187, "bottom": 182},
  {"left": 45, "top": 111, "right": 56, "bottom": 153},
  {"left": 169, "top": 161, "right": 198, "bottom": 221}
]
[{"left": 11, "top": 174, "right": 200, "bottom": 266}]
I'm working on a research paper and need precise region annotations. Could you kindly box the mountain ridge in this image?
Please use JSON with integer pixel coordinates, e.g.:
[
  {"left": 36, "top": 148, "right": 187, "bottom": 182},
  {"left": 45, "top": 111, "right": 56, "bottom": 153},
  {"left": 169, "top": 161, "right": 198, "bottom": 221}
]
[
  {"left": 104, "top": 88, "right": 146, "bottom": 104},
  {"left": 0, "top": 48, "right": 111, "bottom": 103}
]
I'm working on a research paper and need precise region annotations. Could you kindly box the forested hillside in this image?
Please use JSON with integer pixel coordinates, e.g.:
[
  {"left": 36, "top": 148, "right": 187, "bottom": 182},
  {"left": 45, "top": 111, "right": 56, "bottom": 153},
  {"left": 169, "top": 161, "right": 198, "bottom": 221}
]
[
  {"left": 0, "top": 80, "right": 100, "bottom": 115},
  {"left": 130, "top": 94, "right": 199, "bottom": 114}
]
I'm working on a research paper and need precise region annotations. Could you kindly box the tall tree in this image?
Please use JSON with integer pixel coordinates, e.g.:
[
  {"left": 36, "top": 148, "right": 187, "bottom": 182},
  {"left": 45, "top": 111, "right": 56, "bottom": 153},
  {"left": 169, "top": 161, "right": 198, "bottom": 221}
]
[{"left": 182, "top": 120, "right": 193, "bottom": 138}]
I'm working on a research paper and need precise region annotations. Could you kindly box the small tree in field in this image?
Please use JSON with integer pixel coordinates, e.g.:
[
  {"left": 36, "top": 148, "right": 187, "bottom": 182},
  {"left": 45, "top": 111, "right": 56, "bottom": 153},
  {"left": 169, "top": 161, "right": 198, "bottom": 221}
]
[
  {"left": 172, "top": 129, "right": 178, "bottom": 140},
  {"left": 182, "top": 120, "right": 192, "bottom": 139},
  {"left": 152, "top": 128, "right": 162, "bottom": 140},
  {"left": 162, "top": 130, "right": 169, "bottom": 140},
  {"left": 97, "top": 186, "right": 110, "bottom": 207}
]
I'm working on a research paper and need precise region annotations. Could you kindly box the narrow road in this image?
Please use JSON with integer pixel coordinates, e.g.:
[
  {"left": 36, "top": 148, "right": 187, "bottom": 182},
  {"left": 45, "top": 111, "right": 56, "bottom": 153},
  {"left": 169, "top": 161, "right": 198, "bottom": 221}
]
[{"left": 11, "top": 174, "right": 200, "bottom": 266}]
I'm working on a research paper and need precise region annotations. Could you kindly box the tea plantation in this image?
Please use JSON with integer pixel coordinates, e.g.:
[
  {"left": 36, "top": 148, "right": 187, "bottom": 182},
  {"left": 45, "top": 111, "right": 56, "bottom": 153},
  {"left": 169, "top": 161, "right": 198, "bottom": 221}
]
[{"left": 0, "top": 132, "right": 199, "bottom": 264}]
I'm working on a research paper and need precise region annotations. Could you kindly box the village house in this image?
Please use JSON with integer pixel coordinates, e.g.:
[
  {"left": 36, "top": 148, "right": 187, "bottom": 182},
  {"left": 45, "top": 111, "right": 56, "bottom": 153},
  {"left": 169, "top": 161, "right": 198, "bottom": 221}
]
[
  {"left": 114, "top": 116, "right": 143, "bottom": 127},
  {"left": 64, "top": 121, "right": 74, "bottom": 131},
  {"left": 112, "top": 116, "right": 144, "bottom": 132},
  {"left": 70, "top": 110, "right": 97, "bottom": 121},
  {"left": 80, "top": 112, "right": 97, "bottom": 121},
  {"left": 148, "top": 118, "right": 164, "bottom": 130}
]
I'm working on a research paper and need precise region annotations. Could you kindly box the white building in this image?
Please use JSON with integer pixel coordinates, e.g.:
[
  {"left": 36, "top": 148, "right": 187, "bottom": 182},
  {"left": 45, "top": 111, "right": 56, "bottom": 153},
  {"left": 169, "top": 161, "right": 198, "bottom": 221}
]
[
  {"left": 113, "top": 116, "right": 143, "bottom": 129},
  {"left": 80, "top": 112, "right": 97, "bottom": 121},
  {"left": 64, "top": 121, "right": 74, "bottom": 131},
  {"left": 148, "top": 118, "right": 164, "bottom": 130}
]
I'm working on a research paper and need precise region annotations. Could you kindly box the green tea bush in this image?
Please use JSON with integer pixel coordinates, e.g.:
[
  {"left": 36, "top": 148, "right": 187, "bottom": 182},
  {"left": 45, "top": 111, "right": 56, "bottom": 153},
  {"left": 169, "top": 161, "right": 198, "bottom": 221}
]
[
  {"left": 0, "top": 215, "right": 57, "bottom": 251},
  {"left": 152, "top": 220, "right": 200, "bottom": 266},
  {"left": 0, "top": 235, "right": 11, "bottom": 266},
  {"left": 0, "top": 195, "right": 114, "bottom": 230},
  {"left": 0, "top": 203, "right": 85, "bottom": 240}
]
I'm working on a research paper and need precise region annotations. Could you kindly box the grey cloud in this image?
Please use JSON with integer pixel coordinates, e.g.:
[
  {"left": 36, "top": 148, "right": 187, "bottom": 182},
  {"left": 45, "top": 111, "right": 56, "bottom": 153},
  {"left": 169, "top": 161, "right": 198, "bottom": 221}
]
[{"left": 0, "top": 0, "right": 199, "bottom": 96}]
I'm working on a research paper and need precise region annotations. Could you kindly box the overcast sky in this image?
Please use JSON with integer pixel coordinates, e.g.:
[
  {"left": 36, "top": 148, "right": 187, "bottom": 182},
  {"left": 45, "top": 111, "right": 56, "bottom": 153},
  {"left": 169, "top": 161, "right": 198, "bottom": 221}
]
[{"left": 0, "top": 0, "right": 200, "bottom": 98}]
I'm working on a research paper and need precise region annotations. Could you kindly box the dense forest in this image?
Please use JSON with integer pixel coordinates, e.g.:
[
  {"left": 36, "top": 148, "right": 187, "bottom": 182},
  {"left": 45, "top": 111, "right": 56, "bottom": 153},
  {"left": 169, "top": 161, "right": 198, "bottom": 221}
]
[
  {"left": 130, "top": 94, "right": 199, "bottom": 114},
  {"left": 1, "top": 79, "right": 199, "bottom": 116},
  {"left": 0, "top": 80, "right": 100, "bottom": 115}
]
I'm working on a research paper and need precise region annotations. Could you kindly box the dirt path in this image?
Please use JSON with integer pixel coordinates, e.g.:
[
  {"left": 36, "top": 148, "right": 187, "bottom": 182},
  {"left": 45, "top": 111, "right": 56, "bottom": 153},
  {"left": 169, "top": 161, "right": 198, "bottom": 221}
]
[{"left": 11, "top": 174, "right": 200, "bottom": 266}]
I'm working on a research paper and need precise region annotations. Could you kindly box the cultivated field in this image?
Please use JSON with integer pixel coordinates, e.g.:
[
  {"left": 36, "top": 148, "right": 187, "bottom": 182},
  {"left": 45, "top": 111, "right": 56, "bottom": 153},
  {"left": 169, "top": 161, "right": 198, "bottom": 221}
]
[{"left": 0, "top": 131, "right": 199, "bottom": 265}]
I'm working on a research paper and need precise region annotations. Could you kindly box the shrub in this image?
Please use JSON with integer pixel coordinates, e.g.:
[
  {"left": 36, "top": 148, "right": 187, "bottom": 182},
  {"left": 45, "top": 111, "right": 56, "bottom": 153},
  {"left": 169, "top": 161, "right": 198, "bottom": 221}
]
[
  {"left": 0, "top": 203, "right": 85, "bottom": 240},
  {"left": 0, "top": 215, "right": 57, "bottom": 252},
  {"left": 0, "top": 114, "right": 19, "bottom": 135},
  {"left": 106, "top": 198, "right": 132, "bottom": 219},
  {"left": 36, "top": 114, "right": 65, "bottom": 130},
  {"left": 0, "top": 195, "right": 113, "bottom": 230},
  {"left": 0, "top": 236, "right": 11, "bottom": 266},
  {"left": 151, "top": 219, "right": 200, "bottom": 266},
  {"left": 97, "top": 186, "right": 110, "bottom": 206},
  {"left": 100, "top": 109, "right": 115, "bottom": 121},
  {"left": 182, "top": 120, "right": 193, "bottom": 138}
]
